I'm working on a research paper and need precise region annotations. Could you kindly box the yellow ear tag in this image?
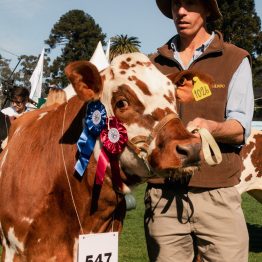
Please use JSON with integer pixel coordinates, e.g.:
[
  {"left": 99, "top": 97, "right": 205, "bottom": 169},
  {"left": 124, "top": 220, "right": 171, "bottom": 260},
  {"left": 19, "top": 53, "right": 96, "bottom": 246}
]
[{"left": 192, "top": 76, "right": 212, "bottom": 101}]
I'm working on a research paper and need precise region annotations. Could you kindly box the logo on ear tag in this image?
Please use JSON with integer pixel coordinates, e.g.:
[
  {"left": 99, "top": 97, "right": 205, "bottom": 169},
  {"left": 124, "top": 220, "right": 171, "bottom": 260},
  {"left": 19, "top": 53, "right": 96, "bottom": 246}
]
[{"left": 192, "top": 76, "right": 212, "bottom": 101}]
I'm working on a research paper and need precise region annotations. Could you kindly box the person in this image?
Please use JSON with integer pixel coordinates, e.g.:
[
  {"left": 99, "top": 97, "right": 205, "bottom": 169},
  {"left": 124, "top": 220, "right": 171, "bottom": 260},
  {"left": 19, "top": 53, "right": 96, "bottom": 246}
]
[
  {"left": 1, "top": 86, "right": 30, "bottom": 118},
  {"left": 144, "top": 0, "right": 254, "bottom": 261}
]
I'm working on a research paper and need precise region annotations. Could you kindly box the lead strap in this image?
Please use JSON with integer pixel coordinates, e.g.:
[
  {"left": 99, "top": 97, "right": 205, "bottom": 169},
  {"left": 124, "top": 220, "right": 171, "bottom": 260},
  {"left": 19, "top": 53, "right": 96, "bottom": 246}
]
[{"left": 188, "top": 127, "right": 222, "bottom": 166}]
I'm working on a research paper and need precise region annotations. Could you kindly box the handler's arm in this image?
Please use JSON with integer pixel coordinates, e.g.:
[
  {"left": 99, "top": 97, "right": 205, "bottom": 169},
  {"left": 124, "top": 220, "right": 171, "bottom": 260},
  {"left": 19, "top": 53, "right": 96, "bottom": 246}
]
[
  {"left": 187, "top": 57, "right": 254, "bottom": 145},
  {"left": 187, "top": 118, "right": 244, "bottom": 144}
]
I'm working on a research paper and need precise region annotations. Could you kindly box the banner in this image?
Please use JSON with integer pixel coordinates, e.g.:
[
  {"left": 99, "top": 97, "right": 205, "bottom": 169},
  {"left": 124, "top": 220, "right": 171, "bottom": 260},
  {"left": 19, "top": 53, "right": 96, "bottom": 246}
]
[
  {"left": 29, "top": 48, "right": 45, "bottom": 101},
  {"left": 105, "top": 38, "right": 111, "bottom": 61},
  {"left": 90, "top": 41, "right": 109, "bottom": 72}
]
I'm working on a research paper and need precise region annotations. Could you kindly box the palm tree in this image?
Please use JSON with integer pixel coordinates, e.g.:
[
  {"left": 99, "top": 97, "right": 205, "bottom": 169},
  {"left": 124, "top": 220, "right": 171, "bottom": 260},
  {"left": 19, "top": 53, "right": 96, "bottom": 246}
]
[{"left": 109, "top": 34, "right": 141, "bottom": 61}]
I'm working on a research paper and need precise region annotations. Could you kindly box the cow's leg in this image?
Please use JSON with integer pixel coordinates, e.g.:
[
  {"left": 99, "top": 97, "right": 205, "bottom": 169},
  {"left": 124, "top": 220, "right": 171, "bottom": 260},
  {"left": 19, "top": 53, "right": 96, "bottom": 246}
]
[{"left": 248, "top": 189, "right": 262, "bottom": 204}]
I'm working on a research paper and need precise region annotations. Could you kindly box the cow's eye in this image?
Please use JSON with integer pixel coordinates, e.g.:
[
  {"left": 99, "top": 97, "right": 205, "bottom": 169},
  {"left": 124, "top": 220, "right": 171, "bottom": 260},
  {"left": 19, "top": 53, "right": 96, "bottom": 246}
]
[{"left": 115, "top": 100, "right": 128, "bottom": 109}]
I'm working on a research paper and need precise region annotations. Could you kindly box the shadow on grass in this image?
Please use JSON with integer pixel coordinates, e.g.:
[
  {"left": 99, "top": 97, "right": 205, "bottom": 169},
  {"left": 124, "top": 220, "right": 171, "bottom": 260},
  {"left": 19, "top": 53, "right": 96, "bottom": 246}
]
[{"left": 247, "top": 223, "right": 262, "bottom": 253}]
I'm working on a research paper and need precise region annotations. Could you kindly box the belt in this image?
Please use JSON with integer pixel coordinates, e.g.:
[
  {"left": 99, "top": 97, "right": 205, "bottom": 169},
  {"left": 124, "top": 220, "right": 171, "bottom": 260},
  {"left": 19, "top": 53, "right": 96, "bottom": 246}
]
[{"left": 147, "top": 176, "right": 190, "bottom": 191}]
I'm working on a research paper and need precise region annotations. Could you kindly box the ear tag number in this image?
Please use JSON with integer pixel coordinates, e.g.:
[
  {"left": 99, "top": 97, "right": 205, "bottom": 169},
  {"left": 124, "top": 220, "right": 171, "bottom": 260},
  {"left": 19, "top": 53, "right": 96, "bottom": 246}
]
[{"left": 192, "top": 76, "right": 212, "bottom": 101}]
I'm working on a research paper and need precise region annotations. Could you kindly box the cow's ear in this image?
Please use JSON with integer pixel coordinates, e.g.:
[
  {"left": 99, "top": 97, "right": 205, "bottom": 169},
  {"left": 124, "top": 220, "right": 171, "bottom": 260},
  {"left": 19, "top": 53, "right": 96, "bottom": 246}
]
[
  {"left": 167, "top": 70, "right": 214, "bottom": 103},
  {"left": 167, "top": 70, "right": 214, "bottom": 87},
  {"left": 65, "top": 61, "right": 102, "bottom": 101},
  {"left": 167, "top": 70, "right": 195, "bottom": 85},
  {"left": 167, "top": 71, "right": 195, "bottom": 103}
]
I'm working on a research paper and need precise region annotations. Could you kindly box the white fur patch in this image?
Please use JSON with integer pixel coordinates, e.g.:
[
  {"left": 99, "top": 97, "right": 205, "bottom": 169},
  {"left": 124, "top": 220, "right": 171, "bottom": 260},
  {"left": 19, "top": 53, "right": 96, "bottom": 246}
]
[
  {"left": 235, "top": 129, "right": 262, "bottom": 194},
  {"left": 64, "top": 84, "right": 76, "bottom": 101},
  {"left": 101, "top": 53, "right": 176, "bottom": 117},
  {"left": 1, "top": 137, "right": 8, "bottom": 150},
  {"left": 0, "top": 149, "right": 8, "bottom": 178},
  {"left": 21, "top": 217, "right": 34, "bottom": 224},
  {"left": 13, "top": 126, "right": 22, "bottom": 137},
  {"left": 73, "top": 238, "right": 79, "bottom": 262},
  {"left": 3, "top": 227, "right": 24, "bottom": 261},
  {"left": 37, "top": 112, "right": 48, "bottom": 120}
]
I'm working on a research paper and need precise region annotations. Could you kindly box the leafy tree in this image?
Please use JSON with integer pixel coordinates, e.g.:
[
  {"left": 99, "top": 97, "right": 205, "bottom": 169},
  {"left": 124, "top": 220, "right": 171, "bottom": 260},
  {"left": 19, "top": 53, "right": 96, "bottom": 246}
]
[
  {"left": 0, "top": 53, "right": 51, "bottom": 106},
  {"left": 0, "top": 57, "right": 13, "bottom": 85},
  {"left": 15, "top": 54, "right": 51, "bottom": 90},
  {"left": 208, "top": 0, "right": 262, "bottom": 119},
  {"left": 109, "top": 34, "right": 141, "bottom": 61},
  {"left": 0, "top": 56, "right": 19, "bottom": 106},
  {"left": 252, "top": 56, "right": 262, "bottom": 118},
  {"left": 207, "top": 0, "right": 262, "bottom": 58},
  {"left": 45, "top": 10, "right": 106, "bottom": 87}
]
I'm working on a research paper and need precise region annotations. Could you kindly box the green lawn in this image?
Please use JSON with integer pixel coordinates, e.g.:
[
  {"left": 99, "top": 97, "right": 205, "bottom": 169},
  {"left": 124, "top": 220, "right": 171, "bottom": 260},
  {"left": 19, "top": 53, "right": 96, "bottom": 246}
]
[
  {"left": 1, "top": 185, "right": 261, "bottom": 261},
  {"left": 119, "top": 184, "right": 262, "bottom": 262}
]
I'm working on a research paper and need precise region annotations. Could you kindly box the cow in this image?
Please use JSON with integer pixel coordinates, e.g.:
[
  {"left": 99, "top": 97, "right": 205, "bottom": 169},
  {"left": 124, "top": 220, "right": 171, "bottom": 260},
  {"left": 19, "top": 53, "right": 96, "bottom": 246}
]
[
  {"left": 0, "top": 112, "right": 10, "bottom": 153},
  {"left": 236, "top": 129, "right": 262, "bottom": 203},
  {"left": 0, "top": 53, "right": 201, "bottom": 261}
]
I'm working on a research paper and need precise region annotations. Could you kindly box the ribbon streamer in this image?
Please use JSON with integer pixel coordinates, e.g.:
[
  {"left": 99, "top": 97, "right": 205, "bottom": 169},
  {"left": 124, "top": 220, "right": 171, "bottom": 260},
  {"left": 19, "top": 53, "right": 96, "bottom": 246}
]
[
  {"left": 96, "top": 117, "right": 128, "bottom": 187},
  {"left": 75, "top": 101, "right": 106, "bottom": 176}
]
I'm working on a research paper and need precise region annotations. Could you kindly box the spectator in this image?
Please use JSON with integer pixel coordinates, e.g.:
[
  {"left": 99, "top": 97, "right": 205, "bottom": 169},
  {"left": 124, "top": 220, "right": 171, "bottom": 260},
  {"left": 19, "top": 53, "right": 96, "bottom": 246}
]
[{"left": 1, "top": 86, "right": 30, "bottom": 118}]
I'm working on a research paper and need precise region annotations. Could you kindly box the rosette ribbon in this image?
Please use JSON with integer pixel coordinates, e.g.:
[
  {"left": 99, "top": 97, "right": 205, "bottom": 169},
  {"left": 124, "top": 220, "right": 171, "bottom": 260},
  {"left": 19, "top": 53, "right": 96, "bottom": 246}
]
[
  {"left": 96, "top": 117, "right": 128, "bottom": 188},
  {"left": 75, "top": 101, "right": 107, "bottom": 177}
]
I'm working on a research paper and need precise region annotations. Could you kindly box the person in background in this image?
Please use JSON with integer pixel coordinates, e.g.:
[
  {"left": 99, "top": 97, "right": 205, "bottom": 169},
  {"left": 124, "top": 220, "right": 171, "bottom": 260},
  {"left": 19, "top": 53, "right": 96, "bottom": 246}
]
[
  {"left": 144, "top": 0, "right": 254, "bottom": 261},
  {"left": 1, "top": 86, "right": 30, "bottom": 118}
]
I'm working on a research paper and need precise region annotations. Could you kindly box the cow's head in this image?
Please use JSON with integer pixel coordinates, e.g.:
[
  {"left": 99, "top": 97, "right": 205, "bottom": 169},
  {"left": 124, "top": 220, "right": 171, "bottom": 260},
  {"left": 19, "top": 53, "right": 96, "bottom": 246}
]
[{"left": 65, "top": 53, "right": 201, "bottom": 183}]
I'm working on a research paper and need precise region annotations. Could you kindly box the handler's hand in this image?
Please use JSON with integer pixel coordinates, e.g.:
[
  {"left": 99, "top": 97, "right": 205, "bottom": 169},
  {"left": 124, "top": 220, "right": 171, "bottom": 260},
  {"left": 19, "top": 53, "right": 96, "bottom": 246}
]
[
  {"left": 187, "top": 118, "right": 244, "bottom": 144},
  {"left": 187, "top": 117, "right": 218, "bottom": 135}
]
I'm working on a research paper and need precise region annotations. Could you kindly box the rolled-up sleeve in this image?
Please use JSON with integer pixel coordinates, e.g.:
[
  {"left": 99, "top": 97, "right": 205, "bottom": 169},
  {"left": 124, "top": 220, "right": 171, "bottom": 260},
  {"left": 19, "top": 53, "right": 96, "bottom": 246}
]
[{"left": 226, "top": 57, "right": 254, "bottom": 142}]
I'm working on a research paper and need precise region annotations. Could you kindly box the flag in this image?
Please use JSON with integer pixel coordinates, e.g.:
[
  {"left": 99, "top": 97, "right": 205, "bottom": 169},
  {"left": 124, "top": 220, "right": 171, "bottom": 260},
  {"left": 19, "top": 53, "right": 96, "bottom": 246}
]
[
  {"left": 105, "top": 38, "right": 111, "bottom": 61},
  {"left": 89, "top": 41, "right": 109, "bottom": 72},
  {"left": 29, "top": 48, "right": 45, "bottom": 101}
]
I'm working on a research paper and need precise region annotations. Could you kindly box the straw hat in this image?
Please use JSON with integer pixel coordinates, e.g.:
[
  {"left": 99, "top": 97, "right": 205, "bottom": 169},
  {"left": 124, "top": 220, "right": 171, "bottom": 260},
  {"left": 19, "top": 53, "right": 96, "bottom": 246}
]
[{"left": 156, "top": 0, "right": 222, "bottom": 22}]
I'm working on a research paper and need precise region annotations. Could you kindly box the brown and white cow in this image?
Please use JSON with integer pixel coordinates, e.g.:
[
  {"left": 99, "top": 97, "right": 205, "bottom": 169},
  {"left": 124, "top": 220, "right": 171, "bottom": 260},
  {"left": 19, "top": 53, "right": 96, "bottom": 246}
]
[
  {"left": 0, "top": 53, "right": 201, "bottom": 261},
  {"left": 236, "top": 129, "right": 262, "bottom": 203}
]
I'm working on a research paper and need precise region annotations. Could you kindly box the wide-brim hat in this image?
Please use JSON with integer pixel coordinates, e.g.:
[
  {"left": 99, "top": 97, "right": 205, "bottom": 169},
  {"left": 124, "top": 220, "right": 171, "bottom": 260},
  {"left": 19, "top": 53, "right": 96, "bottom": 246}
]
[{"left": 156, "top": 0, "right": 222, "bottom": 22}]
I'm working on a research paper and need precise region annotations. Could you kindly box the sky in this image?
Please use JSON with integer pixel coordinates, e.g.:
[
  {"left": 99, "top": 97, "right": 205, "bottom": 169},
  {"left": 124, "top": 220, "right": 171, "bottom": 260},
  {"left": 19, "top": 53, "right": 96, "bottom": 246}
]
[{"left": 0, "top": 0, "right": 262, "bottom": 70}]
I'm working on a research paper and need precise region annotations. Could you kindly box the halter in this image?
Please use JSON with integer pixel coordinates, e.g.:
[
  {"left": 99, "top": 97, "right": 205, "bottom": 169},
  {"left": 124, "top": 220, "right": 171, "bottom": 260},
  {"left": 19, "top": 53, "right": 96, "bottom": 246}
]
[
  {"left": 126, "top": 113, "right": 180, "bottom": 172},
  {"left": 127, "top": 112, "right": 222, "bottom": 171}
]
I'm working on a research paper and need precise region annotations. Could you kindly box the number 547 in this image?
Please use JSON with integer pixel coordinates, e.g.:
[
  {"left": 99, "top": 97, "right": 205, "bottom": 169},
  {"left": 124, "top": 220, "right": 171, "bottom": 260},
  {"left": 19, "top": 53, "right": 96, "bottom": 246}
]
[{"left": 85, "top": 252, "right": 112, "bottom": 262}]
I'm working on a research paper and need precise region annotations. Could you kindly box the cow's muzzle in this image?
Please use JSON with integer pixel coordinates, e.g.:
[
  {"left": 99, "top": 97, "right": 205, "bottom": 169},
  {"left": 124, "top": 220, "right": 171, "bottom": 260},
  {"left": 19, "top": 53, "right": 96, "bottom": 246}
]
[
  {"left": 126, "top": 113, "right": 197, "bottom": 175},
  {"left": 176, "top": 143, "right": 202, "bottom": 167}
]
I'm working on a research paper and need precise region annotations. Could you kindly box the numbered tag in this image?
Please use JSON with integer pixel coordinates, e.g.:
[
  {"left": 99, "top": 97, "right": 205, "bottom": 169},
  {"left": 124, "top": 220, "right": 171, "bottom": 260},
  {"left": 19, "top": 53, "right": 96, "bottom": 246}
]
[
  {"left": 78, "top": 232, "right": 118, "bottom": 262},
  {"left": 192, "top": 76, "right": 212, "bottom": 101}
]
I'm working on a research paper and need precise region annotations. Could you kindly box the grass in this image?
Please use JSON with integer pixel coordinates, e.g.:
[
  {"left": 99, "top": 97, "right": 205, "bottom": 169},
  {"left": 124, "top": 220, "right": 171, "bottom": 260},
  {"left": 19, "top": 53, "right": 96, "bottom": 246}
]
[
  {"left": 1, "top": 185, "right": 261, "bottom": 261},
  {"left": 119, "top": 184, "right": 262, "bottom": 262}
]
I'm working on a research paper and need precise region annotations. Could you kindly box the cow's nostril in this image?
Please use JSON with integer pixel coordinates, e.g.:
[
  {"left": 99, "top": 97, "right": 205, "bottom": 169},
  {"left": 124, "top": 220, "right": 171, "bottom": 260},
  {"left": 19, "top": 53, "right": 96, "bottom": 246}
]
[
  {"left": 176, "top": 144, "right": 191, "bottom": 157},
  {"left": 176, "top": 143, "right": 201, "bottom": 163}
]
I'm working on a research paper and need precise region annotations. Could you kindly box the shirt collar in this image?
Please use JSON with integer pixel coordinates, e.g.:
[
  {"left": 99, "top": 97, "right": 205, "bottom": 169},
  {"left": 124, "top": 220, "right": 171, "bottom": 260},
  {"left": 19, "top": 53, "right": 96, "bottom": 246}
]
[{"left": 170, "top": 32, "right": 215, "bottom": 69}]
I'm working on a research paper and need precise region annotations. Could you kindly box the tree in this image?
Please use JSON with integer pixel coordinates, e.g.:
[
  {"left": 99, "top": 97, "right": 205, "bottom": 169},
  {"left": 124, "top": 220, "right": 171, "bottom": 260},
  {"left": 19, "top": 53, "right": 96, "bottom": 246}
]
[
  {"left": 207, "top": 0, "right": 262, "bottom": 58},
  {"left": 0, "top": 57, "right": 13, "bottom": 85},
  {"left": 109, "top": 34, "right": 141, "bottom": 61},
  {"left": 45, "top": 10, "right": 106, "bottom": 87},
  {"left": 0, "top": 56, "right": 19, "bottom": 106},
  {"left": 208, "top": 0, "right": 262, "bottom": 119},
  {"left": 15, "top": 54, "right": 51, "bottom": 90},
  {"left": 0, "top": 53, "right": 51, "bottom": 106}
]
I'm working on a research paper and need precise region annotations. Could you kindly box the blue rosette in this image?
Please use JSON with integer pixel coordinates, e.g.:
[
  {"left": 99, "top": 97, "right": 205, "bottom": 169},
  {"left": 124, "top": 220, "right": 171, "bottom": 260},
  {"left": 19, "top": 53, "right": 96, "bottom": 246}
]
[{"left": 75, "top": 101, "right": 107, "bottom": 176}]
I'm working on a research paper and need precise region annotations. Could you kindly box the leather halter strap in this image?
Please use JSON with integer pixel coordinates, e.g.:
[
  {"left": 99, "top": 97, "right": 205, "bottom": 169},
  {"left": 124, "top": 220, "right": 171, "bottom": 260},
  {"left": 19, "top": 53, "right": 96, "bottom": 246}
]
[{"left": 127, "top": 113, "right": 179, "bottom": 160}]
